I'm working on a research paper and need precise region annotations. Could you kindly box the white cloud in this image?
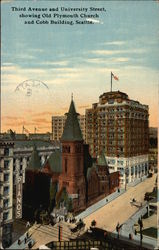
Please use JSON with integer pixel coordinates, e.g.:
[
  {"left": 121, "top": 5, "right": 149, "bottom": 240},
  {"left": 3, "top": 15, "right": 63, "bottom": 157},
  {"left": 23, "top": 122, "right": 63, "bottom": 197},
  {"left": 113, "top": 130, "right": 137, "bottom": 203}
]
[
  {"left": 113, "top": 57, "right": 130, "bottom": 62},
  {"left": 21, "top": 68, "right": 45, "bottom": 74},
  {"left": 90, "top": 48, "right": 145, "bottom": 56},
  {"left": 1, "top": 0, "right": 14, "bottom": 3},
  {"left": 28, "top": 48, "right": 44, "bottom": 53},
  {"left": 85, "top": 57, "right": 130, "bottom": 64},
  {"left": 4, "top": 53, "right": 36, "bottom": 60},
  {"left": 44, "top": 78, "right": 71, "bottom": 85},
  {"left": 102, "top": 41, "right": 126, "bottom": 46},
  {"left": 85, "top": 58, "right": 106, "bottom": 64},
  {"left": 17, "top": 54, "right": 35, "bottom": 60},
  {"left": 49, "top": 67, "right": 78, "bottom": 72},
  {"left": 2, "top": 64, "right": 45, "bottom": 75},
  {"left": 2, "top": 62, "right": 14, "bottom": 66},
  {"left": 40, "top": 61, "right": 69, "bottom": 66},
  {"left": 1, "top": 65, "right": 18, "bottom": 72}
]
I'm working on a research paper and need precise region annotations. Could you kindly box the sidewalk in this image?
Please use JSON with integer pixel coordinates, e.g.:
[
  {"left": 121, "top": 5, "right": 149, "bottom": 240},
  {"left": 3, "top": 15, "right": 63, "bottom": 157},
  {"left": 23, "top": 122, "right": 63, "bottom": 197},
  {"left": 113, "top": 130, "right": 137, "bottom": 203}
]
[
  {"left": 7, "top": 229, "right": 35, "bottom": 250},
  {"left": 113, "top": 204, "right": 157, "bottom": 249},
  {"left": 111, "top": 232, "right": 155, "bottom": 250},
  {"left": 76, "top": 188, "right": 125, "bottom": 220}
]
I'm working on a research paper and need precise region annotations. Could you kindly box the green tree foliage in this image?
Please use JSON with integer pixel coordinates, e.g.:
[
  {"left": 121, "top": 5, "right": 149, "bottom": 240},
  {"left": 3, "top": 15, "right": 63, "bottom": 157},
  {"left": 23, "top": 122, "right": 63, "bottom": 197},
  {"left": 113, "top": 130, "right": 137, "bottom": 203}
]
[
  {"left": 49, "top": 181, "right": 57, "bottom": 212},
  {"left": 56, "top": 187, "right": 73, "bottom": 212}
]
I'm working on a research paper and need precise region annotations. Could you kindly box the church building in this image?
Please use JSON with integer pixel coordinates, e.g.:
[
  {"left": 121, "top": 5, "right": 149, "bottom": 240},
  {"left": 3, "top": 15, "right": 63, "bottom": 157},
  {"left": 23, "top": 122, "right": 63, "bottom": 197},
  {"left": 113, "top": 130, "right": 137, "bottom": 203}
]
[{"left": 41, "top": 98, "right": 119, "bottom": 213}]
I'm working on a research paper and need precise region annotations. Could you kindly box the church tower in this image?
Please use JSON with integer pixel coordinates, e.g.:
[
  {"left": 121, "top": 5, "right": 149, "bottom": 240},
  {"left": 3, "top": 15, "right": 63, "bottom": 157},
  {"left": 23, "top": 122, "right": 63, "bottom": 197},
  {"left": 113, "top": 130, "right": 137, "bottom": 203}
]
[{"left": 59, "top": 97, "right": 86, "bottom": 212}]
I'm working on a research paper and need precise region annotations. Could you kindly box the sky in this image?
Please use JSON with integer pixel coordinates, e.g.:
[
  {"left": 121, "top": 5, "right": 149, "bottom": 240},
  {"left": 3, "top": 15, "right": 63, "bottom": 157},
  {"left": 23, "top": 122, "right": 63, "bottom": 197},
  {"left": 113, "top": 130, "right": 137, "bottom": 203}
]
[{"left": 1, "top": 0, "right": 159, "bottom": 133}]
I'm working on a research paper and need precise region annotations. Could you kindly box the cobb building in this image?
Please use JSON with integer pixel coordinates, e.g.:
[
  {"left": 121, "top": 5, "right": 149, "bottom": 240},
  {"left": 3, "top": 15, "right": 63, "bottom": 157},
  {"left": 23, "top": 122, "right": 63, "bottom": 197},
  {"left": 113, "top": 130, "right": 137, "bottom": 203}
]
[{"left": 86, "top": 91, "right": 149, "bottom": 187}]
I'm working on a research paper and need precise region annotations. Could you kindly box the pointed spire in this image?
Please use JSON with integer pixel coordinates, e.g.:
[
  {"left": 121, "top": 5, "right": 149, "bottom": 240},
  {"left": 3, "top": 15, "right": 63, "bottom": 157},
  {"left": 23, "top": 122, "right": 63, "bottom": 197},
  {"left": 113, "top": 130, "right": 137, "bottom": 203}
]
[
  {"left": 97, "top": 150, "right": 107, "bottom": 166},
  {"left": 27, "top": 143, "right": 41, "bottom": 170},
  {"left": 61, "top": 98, "right": 83, "bottom": 141},
  {"left": 33, "top": 142, "right": 36, "bottom": 150}
]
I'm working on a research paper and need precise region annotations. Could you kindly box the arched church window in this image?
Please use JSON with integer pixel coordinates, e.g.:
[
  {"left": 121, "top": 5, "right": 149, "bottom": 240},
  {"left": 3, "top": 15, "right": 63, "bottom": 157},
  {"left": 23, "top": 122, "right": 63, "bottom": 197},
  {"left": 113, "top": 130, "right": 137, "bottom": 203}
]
[{"left": 63, "top": 146, "right": 70, "bottom": 153}]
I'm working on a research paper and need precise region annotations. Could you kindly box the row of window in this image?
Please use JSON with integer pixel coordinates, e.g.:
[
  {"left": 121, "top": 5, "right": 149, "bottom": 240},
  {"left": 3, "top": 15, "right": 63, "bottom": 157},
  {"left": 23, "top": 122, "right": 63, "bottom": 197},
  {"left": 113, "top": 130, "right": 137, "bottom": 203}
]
[
  {"left": 3, "top": 211, "right": 9, "bottom": 220},
  {"left": 4, "top": 173, "right": 9, "bottom": 182}
]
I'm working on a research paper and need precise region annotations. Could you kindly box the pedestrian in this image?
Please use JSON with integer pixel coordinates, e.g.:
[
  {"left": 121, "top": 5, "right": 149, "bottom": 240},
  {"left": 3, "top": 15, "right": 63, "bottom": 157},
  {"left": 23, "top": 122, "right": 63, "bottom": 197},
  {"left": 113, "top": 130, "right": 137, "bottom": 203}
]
[
  {"left": 28, "top": 241, "right": 32, "bottom": 249},
  {"left": 24, "top": 237, "right": 27, "bottom": 244},
  {"left": 104, "top": 231, "right": 107, "bottom": 238},
  {"left": 18, "top": 239, "right": 21, "bottom": 245}
]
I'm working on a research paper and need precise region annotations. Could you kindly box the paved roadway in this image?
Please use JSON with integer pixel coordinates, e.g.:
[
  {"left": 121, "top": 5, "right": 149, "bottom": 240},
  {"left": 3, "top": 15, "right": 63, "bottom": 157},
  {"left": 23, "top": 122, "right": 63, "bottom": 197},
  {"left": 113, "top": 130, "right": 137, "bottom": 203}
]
[
  {"left": 8, "top": 221, "right": 80, "bottom": 249},
  {"left": 83, "top": 175, "right": 156, "bottom": 232},
  {"left": 27, "top": 221, "right": 81, "bottom": 249}
]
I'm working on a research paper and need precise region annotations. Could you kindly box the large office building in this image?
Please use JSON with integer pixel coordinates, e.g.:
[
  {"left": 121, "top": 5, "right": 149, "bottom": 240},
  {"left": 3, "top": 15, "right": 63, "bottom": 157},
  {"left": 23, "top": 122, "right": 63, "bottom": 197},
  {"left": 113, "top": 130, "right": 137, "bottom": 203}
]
[
  {"left": 52, "top": 115, "right": 86, "bottom": 141},
  {"left": 12, "top": 140, "right": 59, "bottom": 185},
  {"left": 0, "top": 141, "right": 14, "bottom": 248},
  {"left": 86, "top": 91, "right": 149, "bottom": 186}
]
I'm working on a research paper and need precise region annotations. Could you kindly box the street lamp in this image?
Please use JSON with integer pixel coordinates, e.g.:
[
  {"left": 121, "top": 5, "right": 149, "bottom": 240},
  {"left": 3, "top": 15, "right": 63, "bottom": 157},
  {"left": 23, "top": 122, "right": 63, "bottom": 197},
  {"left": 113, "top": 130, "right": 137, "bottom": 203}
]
[
  {"left": 146, "top": 202, "right": 150, "bottom": 217},
  {"left": 138, "top": 217, "right": 143, "bottom": 246},
  {"left": 116, "top": 222, "right": 120, "bottom": 239},
  {"left": 116, "top": 222, "right": 124, "bottom": 239},
  {"left": 125, "top": 167, "right": 128, "bottom": 191}
]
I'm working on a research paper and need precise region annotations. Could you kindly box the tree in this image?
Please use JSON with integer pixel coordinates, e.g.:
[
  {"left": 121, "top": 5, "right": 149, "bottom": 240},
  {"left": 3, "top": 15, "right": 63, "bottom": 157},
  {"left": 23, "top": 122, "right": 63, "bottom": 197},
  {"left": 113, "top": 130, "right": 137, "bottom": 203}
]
[{"left": 49, "top": 181, "right": 57, "bottom": 212}]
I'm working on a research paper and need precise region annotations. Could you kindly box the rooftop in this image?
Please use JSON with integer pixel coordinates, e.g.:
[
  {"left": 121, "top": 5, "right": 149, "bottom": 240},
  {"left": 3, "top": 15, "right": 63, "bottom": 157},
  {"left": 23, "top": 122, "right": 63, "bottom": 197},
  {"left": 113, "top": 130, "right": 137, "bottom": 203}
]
[
  {"left": 27, "top": 145, "right": 41, "bottom": 170},
  {"left": 47, "top": 150, "right": 62, "bottom": 173},
  {"left": 14, "top": 140, "right": 54, "bottom": 148},
  {"left": 61, "top": 99, "right": 83, "bottom": 141}
]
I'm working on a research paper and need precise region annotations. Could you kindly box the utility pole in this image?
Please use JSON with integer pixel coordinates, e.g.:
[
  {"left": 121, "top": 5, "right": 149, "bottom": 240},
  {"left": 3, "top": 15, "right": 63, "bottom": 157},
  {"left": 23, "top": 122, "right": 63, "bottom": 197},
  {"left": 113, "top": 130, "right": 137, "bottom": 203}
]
[
  {"left": 116, "top": 222, "right": 120, "bottom": 239},
  {"left": 58, "top": 225, "right": 62, "bottom": 242},
  {"left": 125, "top": 168, "right": 127, "bottom": 191},
  {"left": 146, "top": 202, "right": 150, "bottom": 217},
  {"left": 138, "top": 217, "right": 143, "bottom": 246}
]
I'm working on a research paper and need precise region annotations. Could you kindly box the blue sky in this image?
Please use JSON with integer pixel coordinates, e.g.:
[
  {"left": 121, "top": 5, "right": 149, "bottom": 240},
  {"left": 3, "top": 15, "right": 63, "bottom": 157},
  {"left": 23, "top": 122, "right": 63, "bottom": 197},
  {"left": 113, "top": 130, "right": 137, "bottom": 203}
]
[{"left": 1, "top": 0, "right": 159, "bottom": 132}]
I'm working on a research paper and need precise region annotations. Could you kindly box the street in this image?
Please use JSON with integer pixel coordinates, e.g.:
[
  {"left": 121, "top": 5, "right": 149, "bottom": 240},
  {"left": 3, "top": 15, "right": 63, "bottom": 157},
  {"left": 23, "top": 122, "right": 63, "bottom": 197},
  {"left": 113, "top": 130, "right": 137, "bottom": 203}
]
[{"left": 83, "top": 175, "right": 156, "bottom": 232}]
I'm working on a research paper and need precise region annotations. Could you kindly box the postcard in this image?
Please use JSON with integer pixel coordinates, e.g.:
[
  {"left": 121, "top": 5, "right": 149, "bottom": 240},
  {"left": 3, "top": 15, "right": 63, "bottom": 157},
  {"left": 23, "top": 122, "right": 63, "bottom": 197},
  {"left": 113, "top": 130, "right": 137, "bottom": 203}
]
[{"left": 1, "top": 0, "right": 158, "bottom": 249}]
